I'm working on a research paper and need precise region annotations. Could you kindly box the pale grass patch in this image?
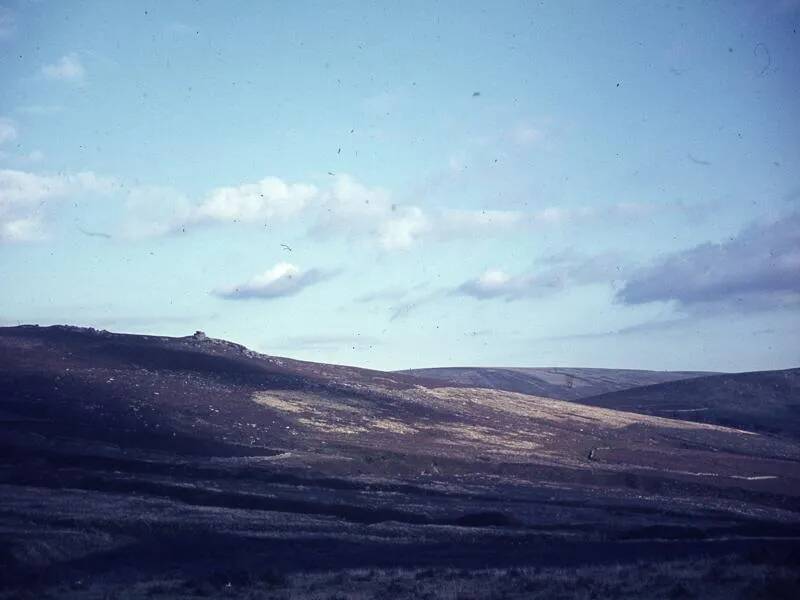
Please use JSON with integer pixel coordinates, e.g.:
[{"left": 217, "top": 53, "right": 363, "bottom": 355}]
[
  {"left": 297, "top": 417, "right": 367, "bottom": 435},
  {"left": 370, "top": 418, "right": 417, "bottom": 434},
  {"left": 421, "top": 387, "right": 754, "bottom": 434},
  {"left": 435, "top": 423, "right": 540, "bottom": 452},
  {"left": 252, "top": 390, "right": 361, "bottom": 415},
  {"left": 251, "top": 392, "right": 306, "bottom": 413}
]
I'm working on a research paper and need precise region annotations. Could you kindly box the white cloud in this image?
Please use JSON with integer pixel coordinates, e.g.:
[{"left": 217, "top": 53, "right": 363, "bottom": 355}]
[
  {"left": 314, "top": 175, "right": 390, "bottom": 228},
  {"left": 213, "top": 262, "right": 335, "bottom": 300},
  {"left": 122, "top": 177, "right": 317, "bottom": 239},
  {"left": 457, "top": 268, "right": 545, "bottom": 300},
  {"left": 0, "top": 216, "right": 45, "bottom": 243},
  {"left": 0, "top": 170, "right": 112, "bottom": 205},
  {"left": 122, "top": 171, "right": 671, "bottom": 251},
  {"left": 121, "top": 185, "right": 192, "bottom": 239},
  {"left": 526, "top": 203, "right": 663, "bottom": 226},
  {"left": 456, "top": 251, "right": 631, "bottom": 301},
  {"left": 192, "top": 177, "right": 317, "bottom": 224},
  {"left": 42, "top": 53, "right": 86, "bottom": 82},
  {"left": 311, "top": 175, "right": 404, "bottom": 247},
  {"left": 377, "top": 206, "right": 431, "bottom": 250},
  {"left": 0, "top": 169, "right": 115, "bottom": 243},
  {"left": 0, "top": 118, "right": 17, "bottom": 145},
  {"left": 436, "top": 203, "right": 654, "bottom": 238},
  {"left": 309, "top": 176, "right": 658, "bottom": 250}
]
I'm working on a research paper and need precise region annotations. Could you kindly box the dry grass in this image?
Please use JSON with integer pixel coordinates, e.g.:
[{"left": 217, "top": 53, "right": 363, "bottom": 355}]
[
  {"left": 433, "top": 423, "right": 541, "bottom": 452},
  {"left": 420, "top": 387, "right": 756, "bottom": 435},
  {"left": 252, "top": 393, "right": 307, "bottom": 414},
  {"left": 252, "top": 391, "right": 421, "bottom": 436},
  {"left": 370, "top": 418, "right": 417, "bottom": 434}
]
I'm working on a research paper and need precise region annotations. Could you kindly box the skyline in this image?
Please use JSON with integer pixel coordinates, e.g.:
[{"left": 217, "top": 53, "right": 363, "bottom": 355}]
[{"left": 1, "top": 0, "right": 799, "bottom": 372}]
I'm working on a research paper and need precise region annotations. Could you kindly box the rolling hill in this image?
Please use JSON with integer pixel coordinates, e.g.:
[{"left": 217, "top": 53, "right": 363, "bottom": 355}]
[
  {"left": 578, "top": 368, "right": 800, "bottom": 440},
  {"left": 398, "top": 366, "right": 713, "bottom": 400},
  {"left": 1, "top": 325, "right": 799, "bottom": 597}
]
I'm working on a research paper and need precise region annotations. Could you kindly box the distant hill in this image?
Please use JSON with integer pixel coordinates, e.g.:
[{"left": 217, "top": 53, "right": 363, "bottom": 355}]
[
  {"left": 397, "top": 367, "right": 713, "bottom": 400},
  {"left": 579, "top": 368, "right": 800, "bottom": 439}
]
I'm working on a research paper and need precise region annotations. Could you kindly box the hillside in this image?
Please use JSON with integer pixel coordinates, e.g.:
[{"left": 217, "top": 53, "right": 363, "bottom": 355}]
[
  {"left": 579, "top": 368, "right": 800, "bottom": 440},
  {"left": 398, "top": 366, "right": 713, "bottom": 400},
  {"left": 1, "top": 325, "right": 799, "bottom": 597}
]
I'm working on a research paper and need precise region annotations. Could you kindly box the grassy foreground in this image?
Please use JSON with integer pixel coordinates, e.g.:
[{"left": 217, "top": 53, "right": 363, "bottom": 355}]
[{"left": 4, "top": 554, "right": 799, "bottom": 600}]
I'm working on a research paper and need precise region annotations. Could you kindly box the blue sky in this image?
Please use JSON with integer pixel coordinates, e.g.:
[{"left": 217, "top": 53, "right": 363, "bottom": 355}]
[{"left": 1, "top": 0, "right": 798, "bottom": 372}]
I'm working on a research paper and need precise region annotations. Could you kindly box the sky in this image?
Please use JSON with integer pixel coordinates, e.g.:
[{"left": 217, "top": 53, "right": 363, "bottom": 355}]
[{"left": 0, "top": 0, "right": 798, "bottom": 372}]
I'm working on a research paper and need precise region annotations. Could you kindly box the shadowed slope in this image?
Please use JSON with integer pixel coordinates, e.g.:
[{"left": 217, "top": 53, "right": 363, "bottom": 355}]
[
  {"left": 398, "top": 366, "right": 714, "bottom": 400},
  {"left": 579, "top": 368, "right": 800, "bottom": 440}
]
